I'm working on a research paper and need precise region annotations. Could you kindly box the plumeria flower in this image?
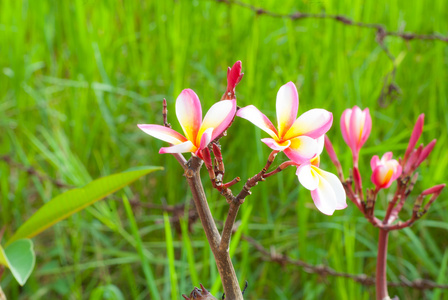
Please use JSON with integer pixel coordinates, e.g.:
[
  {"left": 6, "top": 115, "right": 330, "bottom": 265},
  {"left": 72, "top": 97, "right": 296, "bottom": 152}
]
[
  {"left": 138, "top": 89, "right": 236, "bottom": 157},
  {"left": 370, "top": 152, "right": 402, "bottom": 189},
  {"left": 340, "top": 106, "right": 372, "bottom": 165},
  {"left": 296, "top": 136, "right": 347, "bottom": 215},
  {"left": 237, "top": 82, "right": 333, "bottom": 163}
]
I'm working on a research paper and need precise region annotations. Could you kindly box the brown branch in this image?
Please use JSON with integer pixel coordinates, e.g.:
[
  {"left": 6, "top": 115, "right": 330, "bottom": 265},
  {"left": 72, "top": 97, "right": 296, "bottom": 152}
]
[
  {"left": 214, "top": 0, "right": 448, "bottom": 106},
  {"left": 184, "top": 156, "right": 243, "bottom": 299},
  {"left": 242, "top": 234, "right": 448, "bottom": 290},
  {"left": 0, "top": 154, "right": 72, "bottom": 188},
  {"left": 219, "top": 151, "right": 279, "bottom": 252}
]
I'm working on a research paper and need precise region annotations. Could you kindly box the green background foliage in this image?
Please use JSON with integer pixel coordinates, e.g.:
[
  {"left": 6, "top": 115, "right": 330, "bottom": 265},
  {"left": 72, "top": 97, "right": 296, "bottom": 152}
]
[{"left": 1, "top": 0, "right": 447, "bottom": 299}]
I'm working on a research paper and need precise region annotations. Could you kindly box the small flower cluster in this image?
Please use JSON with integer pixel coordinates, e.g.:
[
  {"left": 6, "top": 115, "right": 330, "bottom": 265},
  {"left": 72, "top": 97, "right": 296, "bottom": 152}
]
[{"left": 237, "top": 82, "right": 346, "bottom": 215}]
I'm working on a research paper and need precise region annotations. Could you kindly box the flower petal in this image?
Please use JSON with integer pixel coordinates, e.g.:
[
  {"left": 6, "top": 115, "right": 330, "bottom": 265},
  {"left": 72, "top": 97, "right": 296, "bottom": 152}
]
[
  {"left": 237, "top": 105, "right": 278, "bottom": 139},
  {"left": 370, "top": 155, "right": 380, "bottom": 170},
  {"left": 159, "top": 141, "right": 196, "bottom": 154},
  {"left": 137, "top": 124, "right": 188, "bottom": 145},
  {"left": 284, "top": 109, "right": 333, "bottom": 140},
  {"left": 360, "top": 108, "right": 372, "bottom": 146},
  {"left": 349, "top": 106, "right": 365, "bottom": 148},
  {"left": 296, "top": 163, "right": 319, "bottom": 191},
  {"left": 315, "top": 167, "right": 347, "bottom": 210},
  {"left": 197, "top": 99, "right": 236, "bottom": 144},
  {"left": 198, "top": 127, "right": 214, "bottom": 151},
  {"left": 276, "top": 82, "right": 298, "bottom": 138},
  {"left": 261, "top": 138, "right": 291, "bottom": 151},
  {"left": 315, "top": 135, "right": 325, "bottom": 157},
  {"left": 283, "top": 136, "right": 318, "bottom": 163},
  {"left": 310, "top": 177, "right": 337, "bottom": 215},
  {"left": 176, "top": 89, "right": 202, "bottom": 142},
  {"left": 340, "top": 108, "right": 352, "bottom": 147}
]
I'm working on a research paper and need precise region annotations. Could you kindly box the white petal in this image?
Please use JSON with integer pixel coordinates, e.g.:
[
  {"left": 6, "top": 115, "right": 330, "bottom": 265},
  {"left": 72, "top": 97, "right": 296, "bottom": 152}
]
[
  {"left": 283, "top": 136, "right": 318, "bottom": 163},
  {"left": 198, "top": 127, "right": 214, "bottom": 151},
  {"left": 137, "top": 124, "right": 187, "bottom": 145},
  {"left": 237, "top": 105, "right": 278, "bottom": 139},
  {"left": 296, "top": 164, "right": 319, "bottom": 191},
  {"left": 276, "top": 82, "right": 298, "bottom": 138},
  {"left": 261, "top": 138, "right": 291, "bottom": 151},
  {"left": 197, "top": 99, "right": 236, "bottom": 144},
  {"left": 159, "top": 141, "right": 196, "bottom": 154},
  {"left": 315, "top": 167, "right": 347, "bottom": 210},
  {"left": 176, "top": 89, "right": 202, "bottom": 142},
  {"left": 284, "top": 109, "right": 333, "bottom": 140}
]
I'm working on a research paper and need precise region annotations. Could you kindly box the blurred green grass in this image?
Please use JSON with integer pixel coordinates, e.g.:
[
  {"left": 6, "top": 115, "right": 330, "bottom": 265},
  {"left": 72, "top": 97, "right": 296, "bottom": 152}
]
[{"left": 1, "top": 0, "right": 447, "bottom": 299}]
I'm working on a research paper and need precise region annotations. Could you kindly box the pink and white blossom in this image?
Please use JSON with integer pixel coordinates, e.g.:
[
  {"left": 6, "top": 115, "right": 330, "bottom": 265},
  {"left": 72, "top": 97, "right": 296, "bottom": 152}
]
[
  {"left": 296, "top": 136, "right": 347, "bottom": 215},
  {"left": 340, "top": 106, "right": 372, "bottom": 165},
  {"left": 370, "top": 152, "right": 402, "bottom": 189},
  {"left": 138, "top": 89, "right": 236, "bottom": 157},
  {"left": 237, "top": 82, "right": 333, "bottom": 163}
]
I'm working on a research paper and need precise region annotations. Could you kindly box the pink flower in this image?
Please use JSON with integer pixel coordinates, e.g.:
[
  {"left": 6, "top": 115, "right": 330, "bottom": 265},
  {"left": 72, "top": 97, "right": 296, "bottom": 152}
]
[
  {"left": 340, "top": 106, "right": 372, "bottom": 165},
  {"left": 138, "top": 89, "right": 236, "bottom": 157},
  {"left": 237, "top": 82, "right": 333, "bottom": 163},
  {"left": 296, "top": 137, "right": 347, "bottom": 215},
  {"left": 370, "top": 152, "right": 402, "bottom": 189}
]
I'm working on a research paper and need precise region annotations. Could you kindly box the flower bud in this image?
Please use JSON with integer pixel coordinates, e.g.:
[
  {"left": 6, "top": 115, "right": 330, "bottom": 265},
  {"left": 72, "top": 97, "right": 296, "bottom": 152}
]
[
  {"left": 340, "top": 106, "right": 372, "bottom": 165},
  {"left": 370, "top": 152, "right": 402, "bottom": 189}
]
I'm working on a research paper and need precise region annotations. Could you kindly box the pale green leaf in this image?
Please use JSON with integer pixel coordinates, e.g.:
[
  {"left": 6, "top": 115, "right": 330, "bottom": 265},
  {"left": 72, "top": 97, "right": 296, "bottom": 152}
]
[
  {"left": 7, "top": 166, "right": 162, "bottom": 244},
  {"left": 0, "top": 239, "right": 36, "bottom": 286}
]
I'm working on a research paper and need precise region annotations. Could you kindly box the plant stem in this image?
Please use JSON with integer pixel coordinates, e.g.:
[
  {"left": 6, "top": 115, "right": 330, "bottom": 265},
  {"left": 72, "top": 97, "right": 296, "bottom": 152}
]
[
  {"left": 376, "top": 229, "right": 390, "bottom": 300},
  {"left": 185, "top": 157, "right": 243, "bottom": 299}
]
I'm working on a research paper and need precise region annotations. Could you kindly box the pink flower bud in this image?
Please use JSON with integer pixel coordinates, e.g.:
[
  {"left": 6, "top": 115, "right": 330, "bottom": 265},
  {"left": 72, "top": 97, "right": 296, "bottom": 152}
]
[
  {"left": 403, "top": 114, "right": 424, "bottom": 165},
  {"left": 370, "top": 152, "right": 402, "bottom": 189},
  {"left": 422, "top": 184, "right": 445, "bottom": 196},
  {"left": 340, "top": 106, "right": 372, "bottom": 165},
  {"left": 223, "top": 61, "right": 243, "bottom": 100}
]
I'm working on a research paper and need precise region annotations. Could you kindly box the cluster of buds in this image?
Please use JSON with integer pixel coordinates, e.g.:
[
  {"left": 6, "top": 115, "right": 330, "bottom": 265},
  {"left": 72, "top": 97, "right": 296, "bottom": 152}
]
[
  {"left": 182, "top": 284, "right": 217, "bottom": 300},
  {"left": 325, "top": 107, "right": 445, "bottom": 229}
]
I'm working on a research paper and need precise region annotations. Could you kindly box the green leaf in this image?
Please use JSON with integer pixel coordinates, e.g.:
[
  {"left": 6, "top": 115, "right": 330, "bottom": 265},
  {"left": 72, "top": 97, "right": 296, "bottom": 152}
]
[
  {"left": 0, "top": 239, "right": 36, "bottom": 286},
  {"left": 7, "top": 166, "right": 162, "bottom": 245}
]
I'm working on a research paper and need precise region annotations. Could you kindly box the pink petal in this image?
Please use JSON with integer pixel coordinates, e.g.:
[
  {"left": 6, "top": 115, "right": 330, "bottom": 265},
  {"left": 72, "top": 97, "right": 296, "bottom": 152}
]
[
  {"left": 283, "top": 136, "right": 318, "bottom": 164},
  {"left": 197, "top": 99, "right": 236, "bottom": 144},
  {"left": 176, "top": 89, "right": 202, "bottom": 142},
  {"left": 137, "top": 124, "right": 188, "bottom": 145},
  {"left": 261, "top": 138, "right": 291, "bottom": 151},
  {"left": 237, "top": 105, "right": 278, "bottom": 139},
  {"left": 198, "top": 127, "right": 214, "bottom": 151},
  {"left": 340, "top": 108, "right": 352, "bottom": 147},
  {"left": 159, "top": 141, "right": 196, "bottom": 154},
  {"left": 360, "top": 108, "right": 372, "bottom": 146},
  {"left": 370, "top": 155, "right": 380, "bottom": 170},
  {"left": 349, "top": 106, "right": 364, "bottom": 149},
  {"left": 296, "top": 163, "right": 319, "bottom": 191},
  {"left": 381, "top": 152, "right": 393, "bottom": 162},
  {"left": 404, "top": 114, "right": 424, "bottom": 163},
  {"left": 284, "top": 109, "right": 333, "bottom": 140},
  {"left": 276, "top": 82, "right": 299, "bottom": 138}
]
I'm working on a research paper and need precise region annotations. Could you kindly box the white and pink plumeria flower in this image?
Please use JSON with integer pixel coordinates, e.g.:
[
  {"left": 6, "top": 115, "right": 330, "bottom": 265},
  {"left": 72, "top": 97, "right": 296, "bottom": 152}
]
[
  {"left": 371, "top": 152, "right": 402, "bottom": 190},
  {"left": 295, "top": 136, "right": 347, "bottom": 215},
  {"left": 237, "top": 82, "right": 333, "bottom": 163},
  {"left": 138, "top": 89, "right": 236, "bottom": 158}
]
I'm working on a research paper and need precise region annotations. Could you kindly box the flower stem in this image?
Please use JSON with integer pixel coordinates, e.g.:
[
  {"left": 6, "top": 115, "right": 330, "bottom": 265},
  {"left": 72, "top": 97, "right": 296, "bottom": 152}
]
[
  {"left": 185, "top": 157, "right": 243, "bottom": 299},
  {"left": 376, "top": 229, "right": 390, "bottom": 300}
]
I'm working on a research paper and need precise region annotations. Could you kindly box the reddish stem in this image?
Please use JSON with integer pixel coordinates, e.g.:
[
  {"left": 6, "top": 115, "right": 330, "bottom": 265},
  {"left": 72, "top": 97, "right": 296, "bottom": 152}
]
[{"left": 376, "top": 229, "right": 390, "bottom": 300}]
